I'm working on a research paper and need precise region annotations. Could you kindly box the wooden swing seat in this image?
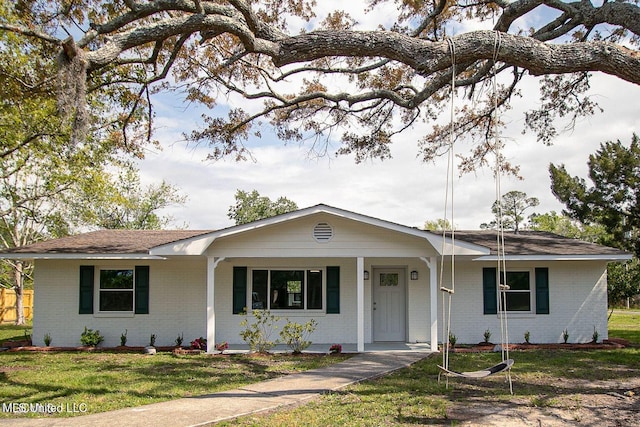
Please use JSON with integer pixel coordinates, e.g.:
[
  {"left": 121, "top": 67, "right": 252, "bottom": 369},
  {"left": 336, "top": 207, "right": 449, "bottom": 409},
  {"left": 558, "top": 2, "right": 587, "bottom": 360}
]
[{"left": 438, "top": 358, "right": 514, "bottom": 378}]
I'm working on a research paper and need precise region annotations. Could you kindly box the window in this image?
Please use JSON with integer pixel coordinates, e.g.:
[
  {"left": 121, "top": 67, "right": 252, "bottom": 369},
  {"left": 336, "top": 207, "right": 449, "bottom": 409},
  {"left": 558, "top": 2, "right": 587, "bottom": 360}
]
[
  {"left": 483, "top": 267, "right": 549, "bottom": 315},
  {"left": 251, "top": 269, "right": 323, "bottom": 310},
  {"left": 501, "top": 271, "right": 531, "bottom": 312},
  {"left": 79, "top": 265, "right": 149, "bottom": 315},
  {"left": 99, "top": 269, "right": 134, "bottom": 312}
]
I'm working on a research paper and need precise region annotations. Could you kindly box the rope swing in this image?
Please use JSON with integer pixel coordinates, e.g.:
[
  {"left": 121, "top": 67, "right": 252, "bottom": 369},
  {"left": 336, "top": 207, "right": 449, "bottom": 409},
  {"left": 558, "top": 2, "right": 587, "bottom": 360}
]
[{"left": 437, "top": 32, "right": 514, "bottom": 394}]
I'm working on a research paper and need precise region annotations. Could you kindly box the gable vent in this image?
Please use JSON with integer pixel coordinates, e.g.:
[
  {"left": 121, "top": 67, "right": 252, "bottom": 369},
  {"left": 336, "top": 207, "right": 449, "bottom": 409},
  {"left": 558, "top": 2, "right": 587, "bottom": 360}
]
[{"left": 313, "top": 222, "right": 333, "bottom": 243}]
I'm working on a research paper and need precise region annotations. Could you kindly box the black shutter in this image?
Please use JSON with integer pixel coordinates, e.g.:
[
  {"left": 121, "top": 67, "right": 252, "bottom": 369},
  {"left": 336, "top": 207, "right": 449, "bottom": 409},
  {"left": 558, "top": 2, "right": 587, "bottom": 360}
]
[
  {"left": 135, "top": 266, "right": 150, "bottom": 314},
  {"left": 483, "top": 267, "right": 498, "bottom": 315},
  {"left": 233, "top": 266, "right": 247, "bottom": 314},
  {"left": 326, "top": 266, "right": 340, "bottom": 314},
  {"left": 535, "top": 267, "right": 550, "bottom": 314},
  {"left": 79, "top": 265, "right": 94, "bottom": 314}
]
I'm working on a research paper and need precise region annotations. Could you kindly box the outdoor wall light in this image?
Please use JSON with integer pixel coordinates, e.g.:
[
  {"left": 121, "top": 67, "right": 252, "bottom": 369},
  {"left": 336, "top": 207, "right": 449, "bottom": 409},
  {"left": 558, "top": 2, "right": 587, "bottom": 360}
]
[
  {"left": 410, "top": 270, "right": 419, "bottom": 280},
  {"left": 363, "top": 270, "right": 370, "bottom": 280}
]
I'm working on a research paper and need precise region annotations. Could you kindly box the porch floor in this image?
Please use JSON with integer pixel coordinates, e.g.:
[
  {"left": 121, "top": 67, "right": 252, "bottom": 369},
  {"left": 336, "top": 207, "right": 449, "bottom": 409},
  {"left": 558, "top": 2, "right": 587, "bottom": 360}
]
[{"left": 223, "top": 342, "right": 435, "bottom": 354}]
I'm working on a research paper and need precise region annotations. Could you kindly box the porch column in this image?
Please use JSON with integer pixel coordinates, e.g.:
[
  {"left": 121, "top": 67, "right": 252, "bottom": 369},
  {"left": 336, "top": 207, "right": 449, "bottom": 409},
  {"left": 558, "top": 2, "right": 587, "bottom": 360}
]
[
  {"left": 429, "top": 256, "right": 438, "bottom": 352},
  {"left": 206, "top": 257, "right": 225, "bottom": 354},
  {"left": 421, "top": 257, "right": 439, "bottom": 352},
  {"left": 357, "top": 256, "right": 365, "bottom": 352}
]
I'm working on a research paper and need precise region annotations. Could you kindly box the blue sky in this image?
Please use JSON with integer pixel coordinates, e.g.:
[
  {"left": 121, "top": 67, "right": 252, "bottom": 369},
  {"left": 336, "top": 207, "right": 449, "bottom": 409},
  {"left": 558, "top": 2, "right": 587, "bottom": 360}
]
[{"left": 135, "top": 2, "right": 640, "bottom": 231}]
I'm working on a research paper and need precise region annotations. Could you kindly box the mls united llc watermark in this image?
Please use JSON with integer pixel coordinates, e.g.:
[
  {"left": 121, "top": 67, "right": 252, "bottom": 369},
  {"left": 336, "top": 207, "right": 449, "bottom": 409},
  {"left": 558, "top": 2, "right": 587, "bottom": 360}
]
[{"left": 2, "top": 402, "right": 88, "bottom": 414}]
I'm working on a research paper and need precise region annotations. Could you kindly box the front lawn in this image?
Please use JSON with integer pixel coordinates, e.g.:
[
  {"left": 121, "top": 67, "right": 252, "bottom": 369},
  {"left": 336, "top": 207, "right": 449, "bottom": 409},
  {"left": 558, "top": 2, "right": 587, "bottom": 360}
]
[
  {"left": 218, "top": 310, "right": 640, "bottom": 426},
  {"left": 608, "top": 309, "right": 640, "bottom": 343},
  {"left": 0, "top": 351, "right": 349, "bottom": 418},
  {"left": 0, "top": 322, "right": 31, "bottom": 343}
]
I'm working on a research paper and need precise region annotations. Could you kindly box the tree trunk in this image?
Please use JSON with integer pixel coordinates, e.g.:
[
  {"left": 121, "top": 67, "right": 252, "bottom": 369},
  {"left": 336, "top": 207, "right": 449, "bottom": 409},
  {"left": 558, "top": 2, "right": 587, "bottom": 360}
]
[{"left": 13, "top": 260, "right": 25, "bottom": 326}]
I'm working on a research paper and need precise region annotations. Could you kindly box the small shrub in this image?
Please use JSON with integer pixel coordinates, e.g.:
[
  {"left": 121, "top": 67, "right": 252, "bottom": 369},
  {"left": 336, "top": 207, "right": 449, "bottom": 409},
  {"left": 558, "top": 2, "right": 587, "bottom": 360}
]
[
  {"left": 43, "top": 333, "right": 52, "bottom": 347},
  {"left": 239, "top": 310, "right": 280, "bottom": 353},
  {"left": 483, "top": 329, "right": 492, "bottom": 343},
  {"left": 80, "top": 327, "right": 104, "bottom": 347},
  {"left": 329, "top": 344, "right": 342, "bottom": 354},
  {"left": 190, "top": 337, "right": 207, "bottom": 350},
  {"left": 524, "top": 330, "right": 531, "bottom": 344},
  {"left": 120, "top": 330, "right": 128, "bottom": 346},
  {"left": 592, "top": 326, "right": 599, "bottom": 343},
  {"left": 448, "top": 332, "right": 457, "bottom": 348},
  {"left": 280, "top": 318, "right": 317, "bottom": 354},
  {"left": 149, "top": 334, "right": 156, "bottom": 347},
  {"left": 175, "top": 333, "right": 184, "bottom": 348},
  {"left": 563, "top": 328, "right": 570, "bottom": 344},
  {"left": 215, "top": 341, "right": 228, "bottom": 354}
]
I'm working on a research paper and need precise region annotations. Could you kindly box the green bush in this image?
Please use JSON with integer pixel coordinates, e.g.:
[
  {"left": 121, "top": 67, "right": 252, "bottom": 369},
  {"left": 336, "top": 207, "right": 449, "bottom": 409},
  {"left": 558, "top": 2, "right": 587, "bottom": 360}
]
[
  {"left": 280, "top": 319, "right": 317, "bottom": 354},
  {"left": 239, "top": 310, "right": 280, "bottom": 353},
  {"left": 80, "top": 327, "right": 104, "bottom": 347}
]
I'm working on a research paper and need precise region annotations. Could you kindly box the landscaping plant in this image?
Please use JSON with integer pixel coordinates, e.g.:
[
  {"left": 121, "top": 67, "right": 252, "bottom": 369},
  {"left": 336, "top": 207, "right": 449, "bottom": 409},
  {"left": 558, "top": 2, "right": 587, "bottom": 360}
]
[
  {"left": 216, "top": 341, "right": 229, "bottom": 354},
  {"left": 175, "top": 333, "right": 184, "bottom": 348},
  {"left": 80, "top": 327, "right": 104, "bottom": 347},
  {"left": 448, "top": 333, "right": 457, "bottom": 348},
  {"left": 43, "top": 333, "right": 52, "bottom": 347},
  {"left": 120, "top": 330, "right": 128, "bottom": 346},
  {"left": 239, "top": 310, "right": 280, "bottom": 353},
  {"left": 191, "top": 337, "right": 207, "bottom": 351},
  {"left": 280, "top": 318, "right": 317, "bottom": 354}
]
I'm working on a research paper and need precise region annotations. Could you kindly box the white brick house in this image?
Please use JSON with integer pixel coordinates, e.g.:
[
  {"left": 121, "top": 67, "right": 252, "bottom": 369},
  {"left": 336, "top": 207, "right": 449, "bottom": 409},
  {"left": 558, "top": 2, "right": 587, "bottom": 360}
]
[{"left": 1, "top": 204, "right": 630, "bottom": 352}]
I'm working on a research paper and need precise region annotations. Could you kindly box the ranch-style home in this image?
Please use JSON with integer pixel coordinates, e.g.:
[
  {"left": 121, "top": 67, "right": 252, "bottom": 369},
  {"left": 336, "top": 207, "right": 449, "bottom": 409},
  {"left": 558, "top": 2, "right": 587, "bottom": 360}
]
[{"left": 1, "top": 204, "right": 631, "bottom": 353}]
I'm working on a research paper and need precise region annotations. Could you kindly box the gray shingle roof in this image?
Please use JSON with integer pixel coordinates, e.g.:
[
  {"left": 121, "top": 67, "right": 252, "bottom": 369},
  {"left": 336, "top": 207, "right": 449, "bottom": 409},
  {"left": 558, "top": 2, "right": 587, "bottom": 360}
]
[
  {"left": 451, "top": 230, "right": 628, "bottom": 256},
  {"left": 1, "top": 227, "right": 628, "bottom": 258},
  {"left": 6, "top": 229, "right": 213, "bottom": 254}
]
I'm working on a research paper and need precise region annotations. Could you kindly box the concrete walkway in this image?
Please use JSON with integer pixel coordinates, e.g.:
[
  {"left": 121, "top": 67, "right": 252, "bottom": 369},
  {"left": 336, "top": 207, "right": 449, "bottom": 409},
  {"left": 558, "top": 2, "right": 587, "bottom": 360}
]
[{"left": 3, "top": 351, "right": 430, "bottom": 427}]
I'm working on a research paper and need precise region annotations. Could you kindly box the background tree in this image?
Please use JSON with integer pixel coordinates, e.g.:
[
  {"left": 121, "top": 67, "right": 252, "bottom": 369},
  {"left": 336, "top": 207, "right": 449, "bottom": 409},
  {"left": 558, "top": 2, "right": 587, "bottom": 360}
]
[
  {"left": 528, "top": 211, "right": 607, "bottom": 243},
  {"left": 228, "top": 190, "right": 298, "bottom": 225},
  {"left": 480, "top": 190, "right": 539, "bottom": 233},
  {"left": 0, "top": 1, "right": 639, "bottom": 171},
  {"left": 0, "top": 5, "right": 171, "bottom": 324},
  {"left": 550, "top": 134, "right": 640, "bottom": 256},
  {"left": 550, "top": 134, "right": 640, "bottom": 306},
  {"left": 423, "top": 218, "right": 454, "bottom": 231},
  {"left": 68, "top": 164, "right": 187, "bottom": 230}
]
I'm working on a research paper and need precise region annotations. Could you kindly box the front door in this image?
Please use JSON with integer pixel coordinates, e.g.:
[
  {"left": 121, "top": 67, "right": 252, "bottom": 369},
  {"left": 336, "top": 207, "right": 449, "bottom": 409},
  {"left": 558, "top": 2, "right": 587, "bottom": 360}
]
[{"left": 373, "top": 268, "right": 406, "bottom": 341}]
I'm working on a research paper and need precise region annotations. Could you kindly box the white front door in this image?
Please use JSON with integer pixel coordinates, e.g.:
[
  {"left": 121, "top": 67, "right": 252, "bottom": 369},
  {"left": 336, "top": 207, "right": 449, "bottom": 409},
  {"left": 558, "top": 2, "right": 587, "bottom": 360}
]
[{"left": 373, "top": 268, "right": 406, "bottom": 342}]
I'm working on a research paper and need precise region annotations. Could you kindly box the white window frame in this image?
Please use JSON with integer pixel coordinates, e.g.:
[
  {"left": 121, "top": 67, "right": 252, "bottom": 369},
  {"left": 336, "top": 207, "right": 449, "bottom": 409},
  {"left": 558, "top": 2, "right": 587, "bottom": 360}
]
[
  {"left": 500, "top": 269, "right": 534, "bottom": 314},
  {"left": 94, "top": 267, "right": 136, "bottom": 317},
  {"left": 249, "top": 268, "right": 326, "bottom": 313}
]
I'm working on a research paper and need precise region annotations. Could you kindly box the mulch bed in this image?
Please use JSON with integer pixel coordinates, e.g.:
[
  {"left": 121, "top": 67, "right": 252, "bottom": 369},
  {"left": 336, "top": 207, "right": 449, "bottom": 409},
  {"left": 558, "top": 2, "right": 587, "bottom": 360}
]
[{"left": 451, "top": 338, "right": 630, "bottom": 353}]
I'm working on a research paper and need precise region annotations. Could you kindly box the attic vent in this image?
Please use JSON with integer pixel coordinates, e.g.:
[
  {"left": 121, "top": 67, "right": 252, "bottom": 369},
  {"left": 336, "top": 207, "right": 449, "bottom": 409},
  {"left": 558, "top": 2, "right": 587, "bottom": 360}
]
[{"left": 313, "top": 222, "right": 333, "bottom": 243}]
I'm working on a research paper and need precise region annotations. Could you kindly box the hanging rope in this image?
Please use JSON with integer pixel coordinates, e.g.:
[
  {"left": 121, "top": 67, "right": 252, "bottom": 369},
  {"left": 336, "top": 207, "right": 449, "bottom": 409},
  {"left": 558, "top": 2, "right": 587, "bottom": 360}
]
[
  {"left": 437, "top": 32, "right": 514, "bottom": 395},
  {"left": 439, "top": 36, "right": 457, "bottom": 375},
  {"left": 490, "top": 31, "right": 514, "bottom": 394}
]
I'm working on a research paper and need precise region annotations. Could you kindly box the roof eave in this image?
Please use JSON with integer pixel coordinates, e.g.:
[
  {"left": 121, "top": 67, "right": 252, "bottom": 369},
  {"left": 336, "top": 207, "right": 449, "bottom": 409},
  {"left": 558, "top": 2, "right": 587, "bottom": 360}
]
[
  {"left": 0, "top": 253, "right": 166, "bottom": 261},
  {"left": 473, "top": 254, "right": 632, "bottom": 262}
]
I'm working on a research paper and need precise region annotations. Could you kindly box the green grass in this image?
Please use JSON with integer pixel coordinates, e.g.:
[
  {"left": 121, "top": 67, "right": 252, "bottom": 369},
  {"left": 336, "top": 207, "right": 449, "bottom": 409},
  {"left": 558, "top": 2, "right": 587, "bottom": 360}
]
[
  {"left": 0, "top": 322, "right": 31, "bottom": 343},
  {"left": 219, "top": 349, "right": 640, "bottom": 426},
  {"left": 608, "top": 309, "right": 640, "bottom": 343},
  {"left": 0, "top": 351, "right": 350, "bottom": 418},
  {"left": 218, "top": 311, "right": 640, "bottom": 426}
]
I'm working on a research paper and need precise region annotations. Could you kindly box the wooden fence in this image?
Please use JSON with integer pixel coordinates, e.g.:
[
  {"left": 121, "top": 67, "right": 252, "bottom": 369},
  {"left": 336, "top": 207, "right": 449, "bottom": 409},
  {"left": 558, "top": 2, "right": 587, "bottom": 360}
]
[{"left": 0, "top": 289, "right": 33, "bottom": 323}]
